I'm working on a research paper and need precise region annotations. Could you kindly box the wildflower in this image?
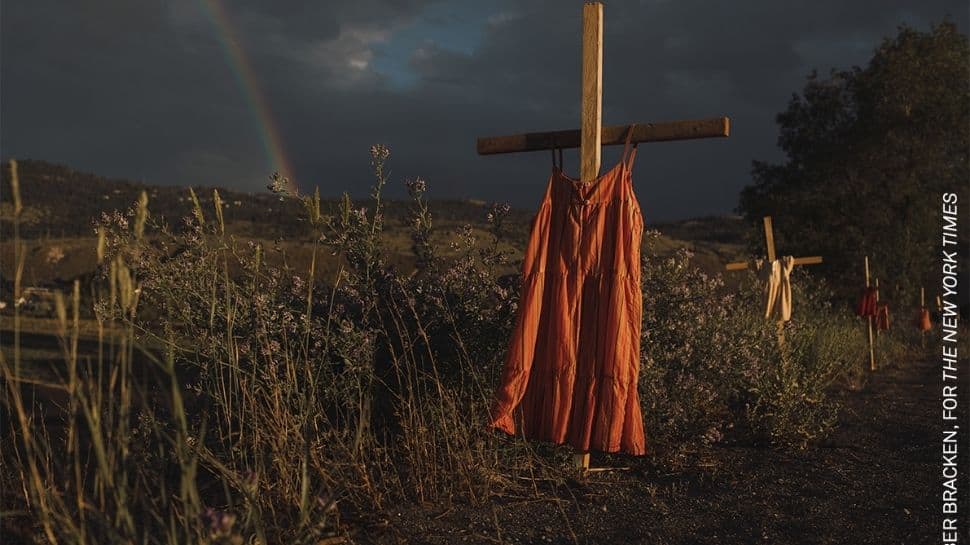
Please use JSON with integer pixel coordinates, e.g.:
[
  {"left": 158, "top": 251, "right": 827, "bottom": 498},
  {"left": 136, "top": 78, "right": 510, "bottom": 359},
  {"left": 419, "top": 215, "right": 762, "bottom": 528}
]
[
  {"left": 406, "top": 177, "right": 427, "bottom": 197},
  {"left": 260, "top": 339, "right": 281, "bottom": 356},
  {"left": 369, "top": 144, "right": 390, "bottom": 163},
  {"left": 45, "top": 246, "right": 66, "bottom": 265},
  {"left": 486, "top": 202, "right": 511, "bottom": 224},
  {"left": 266, "top": 171, "right": 296, "bottom": 200},
  {"left": 199, "top": 507, "right": 237, "bottom": 537},
  {"left": 242, "top": 470, "right": 258, "bottom": 490}
]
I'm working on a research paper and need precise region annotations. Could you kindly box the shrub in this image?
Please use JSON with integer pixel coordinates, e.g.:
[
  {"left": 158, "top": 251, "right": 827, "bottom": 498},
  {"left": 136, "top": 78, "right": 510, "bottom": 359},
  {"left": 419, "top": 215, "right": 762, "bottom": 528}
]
[
  {"left": 639, "top": 236, "right": 775, "bottom": 459},
  {"left": 639, "top": 243, "right": 860, "bottom": 454},
  {"left": 2, "top": 152, "right": 872, "bottom": 542}
]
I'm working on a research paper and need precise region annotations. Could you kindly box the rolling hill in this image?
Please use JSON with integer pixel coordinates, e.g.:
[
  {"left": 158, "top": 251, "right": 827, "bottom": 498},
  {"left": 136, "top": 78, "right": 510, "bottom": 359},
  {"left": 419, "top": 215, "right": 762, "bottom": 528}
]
[{"left": 1, "top": 160, "right": 752, "bottom": 290}]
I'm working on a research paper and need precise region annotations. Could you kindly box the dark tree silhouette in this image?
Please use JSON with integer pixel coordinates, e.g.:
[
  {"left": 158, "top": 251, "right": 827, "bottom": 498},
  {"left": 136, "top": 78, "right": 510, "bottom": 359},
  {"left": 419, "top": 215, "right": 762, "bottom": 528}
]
[{"left": 740, "top": 21, "right": 969, "bottom": 305}]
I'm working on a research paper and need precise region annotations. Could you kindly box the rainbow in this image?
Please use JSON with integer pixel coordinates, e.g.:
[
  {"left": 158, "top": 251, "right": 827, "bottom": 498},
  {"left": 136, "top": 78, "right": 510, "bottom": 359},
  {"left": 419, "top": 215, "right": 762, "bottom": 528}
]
[{"left": 201, "top": 0, "right": 297, "bottom": 192}]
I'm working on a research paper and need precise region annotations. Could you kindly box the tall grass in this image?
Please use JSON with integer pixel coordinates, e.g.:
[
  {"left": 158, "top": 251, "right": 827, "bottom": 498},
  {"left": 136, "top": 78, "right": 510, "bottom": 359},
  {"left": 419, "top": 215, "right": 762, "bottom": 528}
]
[
  {"left": 1, "top": 150, "right": 545, "bottom": 543},
  {"left": 2, "top": 151, "right": 879, "bottom": 542}
]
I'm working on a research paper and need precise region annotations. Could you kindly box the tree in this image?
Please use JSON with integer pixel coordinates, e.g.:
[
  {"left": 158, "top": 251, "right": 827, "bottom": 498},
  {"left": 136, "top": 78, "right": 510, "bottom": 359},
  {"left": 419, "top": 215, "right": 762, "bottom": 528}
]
[{"left": 740, "top": 21, "right": 969, "bottom": 306}]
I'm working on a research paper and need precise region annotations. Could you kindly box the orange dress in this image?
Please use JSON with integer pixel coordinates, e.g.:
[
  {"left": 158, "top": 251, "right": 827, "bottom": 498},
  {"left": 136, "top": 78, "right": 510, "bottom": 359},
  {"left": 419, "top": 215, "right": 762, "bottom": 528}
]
[{"left": 490, "top": 127, "right": 646, "bottom": 455}]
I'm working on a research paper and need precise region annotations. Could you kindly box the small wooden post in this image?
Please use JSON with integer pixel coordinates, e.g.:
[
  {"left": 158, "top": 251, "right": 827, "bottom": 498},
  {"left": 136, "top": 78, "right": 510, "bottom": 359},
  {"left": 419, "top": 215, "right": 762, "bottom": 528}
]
[
  {"left": 573, "top": 1, "right": 603, "bottom": 473},
  {"left": 921, "top": 286, "right": 927, "bottom": 348},
  {"left": 864, "top": 256, "right": 876, "bottom": 371}
]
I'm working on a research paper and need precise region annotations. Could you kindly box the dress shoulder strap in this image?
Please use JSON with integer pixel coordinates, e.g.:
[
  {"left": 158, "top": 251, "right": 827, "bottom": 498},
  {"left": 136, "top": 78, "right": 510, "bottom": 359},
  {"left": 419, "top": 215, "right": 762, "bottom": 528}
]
[
  {"left": 549, "top": 146, "right": 564, "bottom": 172},
  {"left": 622, "top": 124, "right": 638, "bottom": 172}
]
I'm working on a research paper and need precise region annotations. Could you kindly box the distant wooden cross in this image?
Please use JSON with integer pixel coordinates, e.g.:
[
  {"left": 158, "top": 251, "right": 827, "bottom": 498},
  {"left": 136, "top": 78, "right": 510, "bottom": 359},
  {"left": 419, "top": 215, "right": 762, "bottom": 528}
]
[
  {"left": 476, "top": 2, "right": 730, "bottom": 472},
  {"left": 725, "top": 216, "right": 823, "bottom": 272},
  {"left": 725, "top": 216, "right": 823, "bottom": 346}
]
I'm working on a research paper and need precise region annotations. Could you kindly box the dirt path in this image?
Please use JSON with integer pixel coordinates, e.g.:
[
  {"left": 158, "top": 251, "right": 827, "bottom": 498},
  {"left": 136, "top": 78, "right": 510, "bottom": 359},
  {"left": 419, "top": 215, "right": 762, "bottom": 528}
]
[{"left": 371, "top": 356, "right": 966, "bottom": 544}]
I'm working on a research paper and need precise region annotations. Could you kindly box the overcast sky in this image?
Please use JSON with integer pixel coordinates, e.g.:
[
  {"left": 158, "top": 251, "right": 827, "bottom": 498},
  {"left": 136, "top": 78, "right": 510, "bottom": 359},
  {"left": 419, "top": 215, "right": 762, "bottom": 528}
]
[{"left": 2, "top": 1, "right": 966, "bottom": 220}]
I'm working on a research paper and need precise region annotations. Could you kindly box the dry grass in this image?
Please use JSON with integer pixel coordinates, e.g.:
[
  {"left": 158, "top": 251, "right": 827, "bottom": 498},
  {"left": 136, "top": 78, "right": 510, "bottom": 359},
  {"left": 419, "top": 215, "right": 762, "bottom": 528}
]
[{"left": 1, "top": 153, "right": 896, "bottom": 543}]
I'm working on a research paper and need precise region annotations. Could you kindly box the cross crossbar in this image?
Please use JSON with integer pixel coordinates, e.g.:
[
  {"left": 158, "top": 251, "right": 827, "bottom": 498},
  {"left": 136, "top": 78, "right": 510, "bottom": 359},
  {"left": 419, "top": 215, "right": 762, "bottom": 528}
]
[
  {"left": 725, "top": 256, "right": 822, "bottom": 271},
  {"left": 477, "top": 118, "right": 730, "bottom": 155},
  {"left": 726, "top": 216, "right": 822, "bottom": 271}
]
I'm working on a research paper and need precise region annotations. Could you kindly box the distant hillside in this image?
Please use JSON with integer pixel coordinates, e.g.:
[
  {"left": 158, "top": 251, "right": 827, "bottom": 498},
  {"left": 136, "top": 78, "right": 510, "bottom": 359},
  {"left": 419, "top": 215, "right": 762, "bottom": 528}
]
[
  {"left": 1, "top": 160, "right": 751, "bottom": 288},
  {"left": 0, "top": 159, "right": 531, "bottom": 240}
]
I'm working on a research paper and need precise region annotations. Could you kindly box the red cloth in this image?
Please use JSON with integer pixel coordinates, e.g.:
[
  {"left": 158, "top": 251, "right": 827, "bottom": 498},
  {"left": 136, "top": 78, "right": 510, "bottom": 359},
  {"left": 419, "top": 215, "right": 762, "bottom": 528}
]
[
  {"left": 917, "top": 308, "right": 932, "bottom": 331},
  {"left": 876, "top": 303, "right": 891, "bottom": 331},
  {"left": 856, "top": 287, "right": 878, "bottom": 318},
  {"left": 490, "top": 126, "right": 645, "bottom": 455}
]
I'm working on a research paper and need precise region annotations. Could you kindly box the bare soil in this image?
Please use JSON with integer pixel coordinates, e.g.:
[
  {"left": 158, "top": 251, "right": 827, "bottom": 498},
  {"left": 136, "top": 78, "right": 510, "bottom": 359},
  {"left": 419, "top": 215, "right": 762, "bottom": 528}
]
[{"left": 358, "top": 356, "right": 966, "bottom": 544}]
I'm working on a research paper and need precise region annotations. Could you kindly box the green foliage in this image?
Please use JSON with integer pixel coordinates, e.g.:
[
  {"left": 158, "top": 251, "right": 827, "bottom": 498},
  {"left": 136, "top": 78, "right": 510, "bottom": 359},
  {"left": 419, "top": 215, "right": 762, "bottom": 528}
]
[
  {"left": 3, "top": 151, "right": 881, "bottom": 542},
  {"left": 1, "top": 152, "right": 541, "bottom": 544},
  {"left": 639, "top": 235, "right": 774, "bottom": 455},
  {"left": 742, "top": 275, "right": 864, "bottom": 448},
  {"left": 640, "top": 236, "right": 860, "bottom": 455},
  {"left": 740, "top": 21, "right": 970, "bottom": 303}
]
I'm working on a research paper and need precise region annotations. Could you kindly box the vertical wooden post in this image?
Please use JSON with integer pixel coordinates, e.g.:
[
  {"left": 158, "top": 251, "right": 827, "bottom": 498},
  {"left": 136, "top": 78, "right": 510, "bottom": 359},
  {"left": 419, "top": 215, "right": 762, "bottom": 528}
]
[
  {"left": 865, "top": 256, "right": 876, "bottom": 371},
  {"left": 874, "top": 278, "right": 881, "bottom": 337},
  {"left": 580, "top": 2, "right": 603, "bottom": 184},
  {"left": 921, "top": 286, "right": 927, "bottom": 348},
  {"left": 574, "top": 1, "right": 603, "bottom": 473},
  {"left": 763, "top": 216, "right": 776, "bottom": 262}
]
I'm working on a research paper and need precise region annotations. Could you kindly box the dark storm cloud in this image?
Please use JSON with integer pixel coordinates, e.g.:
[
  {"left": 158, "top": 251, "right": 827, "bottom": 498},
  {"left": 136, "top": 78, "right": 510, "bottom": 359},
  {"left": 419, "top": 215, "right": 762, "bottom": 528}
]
[{"left": 2, "top": 0, "right": 966, "bottom": 219}]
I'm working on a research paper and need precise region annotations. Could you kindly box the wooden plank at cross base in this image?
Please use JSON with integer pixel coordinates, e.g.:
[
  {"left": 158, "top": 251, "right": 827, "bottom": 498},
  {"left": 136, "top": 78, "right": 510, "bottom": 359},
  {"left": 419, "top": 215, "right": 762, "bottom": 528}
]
[{"left": 476, "top": 118, "right": 730, "bottom": 155}]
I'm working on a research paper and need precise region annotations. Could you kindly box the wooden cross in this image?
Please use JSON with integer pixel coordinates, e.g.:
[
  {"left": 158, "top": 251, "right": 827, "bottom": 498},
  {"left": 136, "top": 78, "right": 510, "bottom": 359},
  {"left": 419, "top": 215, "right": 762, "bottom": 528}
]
[
  {"left": 863, "top": 256, "right": 876, "bottom": 371},
  {"left": 725, "top": 216, "right": 823, "bottom": 271},
  {"left": 476, "top": 2, "right": 729, "bottom": 472},
  {"left": 725, "top": 216, "right": 823, "bottom": 349}
]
